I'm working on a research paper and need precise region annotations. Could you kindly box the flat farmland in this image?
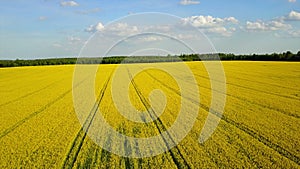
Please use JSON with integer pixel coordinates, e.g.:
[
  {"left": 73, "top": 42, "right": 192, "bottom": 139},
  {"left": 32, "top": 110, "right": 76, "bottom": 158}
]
[{"left": 0, "top": 61, "right": 299, "bottom": 168}]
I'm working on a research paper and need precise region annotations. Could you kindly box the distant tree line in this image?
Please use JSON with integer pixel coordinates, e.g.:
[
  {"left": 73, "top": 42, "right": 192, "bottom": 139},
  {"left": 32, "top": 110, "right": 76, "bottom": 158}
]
[
  {"left": 0, "top": 51, "right": 299, "bottom": 67},
  {"left": 218, "top": 51, "right": 300, "bottom": 61},
  {"left": 0, "top": 58, "right": 77, "bottom": 67}
]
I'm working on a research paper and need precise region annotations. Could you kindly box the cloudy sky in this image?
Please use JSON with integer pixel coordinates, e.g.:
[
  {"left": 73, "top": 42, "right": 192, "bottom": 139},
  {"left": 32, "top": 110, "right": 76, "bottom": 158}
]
[{"left": 0, "top": 0, "right": 300, "bottom": 59}]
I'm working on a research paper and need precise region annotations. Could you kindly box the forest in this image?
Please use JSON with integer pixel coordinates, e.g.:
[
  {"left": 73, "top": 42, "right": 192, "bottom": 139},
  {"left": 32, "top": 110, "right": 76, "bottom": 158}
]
[{"left": 0, "top": 51, "right": 299, "bottom": 67}]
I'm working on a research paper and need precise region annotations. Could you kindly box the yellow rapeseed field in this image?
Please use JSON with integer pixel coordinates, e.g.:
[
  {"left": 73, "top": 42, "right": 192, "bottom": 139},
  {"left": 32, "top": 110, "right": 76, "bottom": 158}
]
[{"left": 0, "top": 61, "right": 299, "bottom": 168}]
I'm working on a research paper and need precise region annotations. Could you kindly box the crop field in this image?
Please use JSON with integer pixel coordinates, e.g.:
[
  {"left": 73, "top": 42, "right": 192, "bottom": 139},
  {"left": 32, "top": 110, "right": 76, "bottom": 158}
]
[{"left": 0, "top": 61, "right": 299, "bottom": 168}]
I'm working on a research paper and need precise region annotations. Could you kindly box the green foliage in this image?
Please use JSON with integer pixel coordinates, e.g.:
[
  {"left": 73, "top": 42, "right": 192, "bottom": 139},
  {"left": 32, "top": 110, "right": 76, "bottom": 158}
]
[
  {"left": 0, "top": 51, "right": 300, "bottom": 67},
  {"left": 219, "top": 51, "right": 300, "bottom": 61},
  {"left": 0, "top": 58, "right": 77, "bottom": 67}
]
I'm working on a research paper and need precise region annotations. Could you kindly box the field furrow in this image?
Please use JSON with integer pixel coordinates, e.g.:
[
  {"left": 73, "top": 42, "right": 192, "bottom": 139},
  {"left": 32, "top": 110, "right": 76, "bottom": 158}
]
[
  {"left": 62, "top": 71, "right": 113, "bottom": 168},
  {"left": 127, "top": 67, "right": 191, "bottom": 169},
  {"left": 0, "top": 78, "right": 65, "bottom": 107},
  {"left": 0, "top": 76, "right": 88, "bottom": 139},
  {"left": 157, "top": 64, "right": 300, "bottom": 118},
  {"left": 141, "top": 63, "right": 299, "bottom": 165}
]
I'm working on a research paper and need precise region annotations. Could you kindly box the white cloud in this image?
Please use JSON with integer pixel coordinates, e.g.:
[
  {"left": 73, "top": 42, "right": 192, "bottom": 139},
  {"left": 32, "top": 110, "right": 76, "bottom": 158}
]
[
  {"left": 224, "top": 17, "right": 239, "bottom": 24},
  {"left": 229, "top": 27, "right": 236, "bottom": 32},
  {"left": 143, "top": 25, "right": 171, "bottom": 32},
  {"left": 274, "top": 30, "right": 300, "bottom": 38},
  {"left": 95, "top": 22, "right": 105, "bottom": 31},
  {"left": 182, "top": 15, "right": 220, "bottom": 27},
  {"left": 286, "top": 10, "right": 300, "bottom": 20},
  {"left": 206, "top": 27, "right": 234, "bottom": 37},
  {"left": 68, "top": 36, "right": 81, "bottom": 45},
  {"left": 176, "top": 34, "right": 196, "bottom": 40},
  {"left": 269, "top": 20, "right": 292, "bottom": 30},
  {"left": 108, "top": 23, "right": 139, "bottom": 36},
  {"left": 85, "top": 22, "right": 105, "bottom": 32},
  {"left": 181, "top": 15, "right": 238, "bottom": 36},
  {"left": 60, "top": 1, "right": 79, "bottom": 7},
  {"left": 140, "top": 36, "right": 163, "bottom": 42},
  {"left": 85, "top": 22, "right": 140, "bottom": 36},
  {"left": 38, "top": 16, "right": 47, "bottom": 21},
  {"left": 52, "top": 43, "right": 62, "bottom": 48},
  {"left": 246, "top": 21, "right": 266, "bottom": 31},
  {"left": 288, "top": 0, "right": 296, "bottom": 3},
  {"left": 85, "top": 25, "right": 94, "bottom": 32},
  {"left": 180, "top": 0, "right": 200, "bottom": 5},
  {"left": 182, "top": 15, "right": 238, "bottom": 28},
  {"left": 246, "top": 20, "right": 291, "bottom": 31},
  {"left": 288, "top": 30, "right": 300, "bottom": 37}
]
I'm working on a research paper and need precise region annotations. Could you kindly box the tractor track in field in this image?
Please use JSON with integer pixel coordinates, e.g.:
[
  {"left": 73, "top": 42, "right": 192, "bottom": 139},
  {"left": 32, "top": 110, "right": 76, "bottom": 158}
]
[
  {"left": 225, "top": 73, "right": 299, "bottom": 91},
  {"left": 223, "top": 68, "right": 300, "bottom": 89},
  {"left": 0, "top": 68, "right": 70, "bottom": 92},
  {"left": 192, "top": 72, "right": 299, "bottom": 101},
  {"left": 142, "top": 68, "right": 300, "bottom": 165},
  {"left": 147, "top": 68, "right": 299, "bottom": 119},
  {"left": 123, "top": 136, "right": 134, "bottom": 168},
  {"left": 185, "top": 74, "right": 299, "bottom": 118},
  {"left": 61, "top": 73, "right": 112, "bottom": 169},
  {"left": 221, "top": 72, "right": 297, "bottom": 92},
  {"left": 173, "top": 65, "right": 299, "bottom": 100},
  {"left": 88, "top": 129, "right": 112, "bottom": 168},
  {"left": 189, "top": 72, "right": 300, "bottom": 118},
  {"left": 0, "top": 78, "right": 65, "bottom": 107},
  {"left": 227, "top": 81, "right": 298, "bottom": 100},
  {"left": 100, "top": 133, "right": 113, "bottom": 168},
  {"left": 127, "top": 68, "right": 191, "bottom": 169},
  {"left": 195, "top": 66, "right": 299, "bottom": 91},
  {"left": 90, "top": 144, "right": 100, "bottom": 168},
  {"left": 0, "top": 77, "right": 88, "bottom": 140},
  {"left": 0, "top": 69, "right": 49, "bottom": 84}
]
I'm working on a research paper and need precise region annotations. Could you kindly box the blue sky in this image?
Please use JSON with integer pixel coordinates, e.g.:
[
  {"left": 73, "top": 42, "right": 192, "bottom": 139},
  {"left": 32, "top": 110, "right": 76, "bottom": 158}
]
[{"left": 0, "top": 0, "right": 300, "bottom": 59}]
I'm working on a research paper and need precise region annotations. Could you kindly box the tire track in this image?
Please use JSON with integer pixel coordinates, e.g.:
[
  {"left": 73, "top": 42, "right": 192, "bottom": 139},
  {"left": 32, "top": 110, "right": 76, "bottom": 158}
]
[
  {"left": 90, "top": 145, "right": 99, "bottom": 168},
  {"left": 223, "top": 67, "right": 299, "bottom": 88},
  {"left": 217, "top": 110, "right": 300, "bottom": 165},
  {"left": 146, "top": 68, "right": 299, "bottom": 119},
  {"left": 192, "top": 64, "right": 299, "bottom": 91},
  {"left": 0, "top": 68, "right": 47, "bottom": 83},
  {"left": 142, "top": 68, "right": 300, "bottom": 165},
  {"left": 100, "top": 133, "right": 112, "bottom": 168},
  {"left": 227, "top": 81, "right": 298, "bottom": 100},
  {"left": 0, "top": 77, "right": 87, "bottom": 139},
  {"left": 127, "top": 68, "right": 191, "bottom": 169},
  {"left": 225, "top": 73, "right": 299, "bottom": 91},
  {"left": 96, "top": 105, "right": 114, "bottom": 167},
  {"left": 193, "top": 72, "right": 299, "bottom": 101},
  {"left": 170, "top": 64, "right": 299, "bottom": 100},
  {"left": 0, "top": 78, "right": 65, "bottom": 107},
  {"left": 0, "top": 68, "right": 70, "bottom": 92},
  {"left": 61, "top": 73, "right": 112, "bottom": 169},
  {"left": 190, "top": 72, "right": 300, "bottom": 118},
  {"left": 123, "top": 137, "right": 134, "bottom": 168}
]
